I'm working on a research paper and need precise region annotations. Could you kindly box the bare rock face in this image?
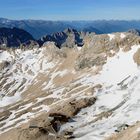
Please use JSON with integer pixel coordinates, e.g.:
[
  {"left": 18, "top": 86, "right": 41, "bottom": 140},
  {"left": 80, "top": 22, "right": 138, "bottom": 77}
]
[
  {"left": 0, "top": 61, "right": 10, "bottom": 70},
  {"left": 75, "top": 32, "right": 140, "bottom": 70},
  {"left": 17, "top": 97, "right": 96, "bottom": 140},
  {"left": 75, "top": 53, "right": 107, "bottom": 70},
  {"left": 133, "top": 48, "right": 140, "bottom": 65}
]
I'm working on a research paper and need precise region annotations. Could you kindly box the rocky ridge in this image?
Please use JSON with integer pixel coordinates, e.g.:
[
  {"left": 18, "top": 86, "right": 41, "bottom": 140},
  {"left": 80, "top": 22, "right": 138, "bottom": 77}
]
[
  {"left": 38, "top": 28, "right": 85, "bottom": 48},
  {"left": 0, "top": 27, "right": 86, "bottom": 49}
]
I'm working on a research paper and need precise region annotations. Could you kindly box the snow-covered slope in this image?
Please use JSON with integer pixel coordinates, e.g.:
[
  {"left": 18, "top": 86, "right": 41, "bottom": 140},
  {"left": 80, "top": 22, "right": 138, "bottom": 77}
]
[
  {"left": 0, "top": 45, "right": 57, "bottom": 107},
  {"left": 61, "top": 45, "right": 140, "bottom": 140},
  {"left": 1, "top": 32, "right": 140, "bottom": 140}
]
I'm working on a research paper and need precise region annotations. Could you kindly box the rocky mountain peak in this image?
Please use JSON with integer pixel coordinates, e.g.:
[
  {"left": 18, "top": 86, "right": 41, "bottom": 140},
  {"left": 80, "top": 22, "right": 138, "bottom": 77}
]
[
  {"left": 64, "top": 28, "right": 77, "bottom": 34},
  {"left": 38, "top": 28, "right": 84, "bottom": 48}
]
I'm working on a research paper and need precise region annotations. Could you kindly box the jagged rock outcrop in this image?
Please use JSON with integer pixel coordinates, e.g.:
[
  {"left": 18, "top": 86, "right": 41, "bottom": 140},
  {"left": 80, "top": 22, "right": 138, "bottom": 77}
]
[
  {"left": 0, "top": 61, "right": 10, "bottom": 71},
  {"left": 38, "top": 28, "right": 85, "bottom": 48},
  {"left": 133, "top": 48, "right": 140, "bottom": 65}
]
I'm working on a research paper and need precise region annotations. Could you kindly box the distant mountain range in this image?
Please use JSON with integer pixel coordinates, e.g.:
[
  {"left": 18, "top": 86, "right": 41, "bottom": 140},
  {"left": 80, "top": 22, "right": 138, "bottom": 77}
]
[{"left": 1, "top": 18, "right": 140, "bottom": 39}]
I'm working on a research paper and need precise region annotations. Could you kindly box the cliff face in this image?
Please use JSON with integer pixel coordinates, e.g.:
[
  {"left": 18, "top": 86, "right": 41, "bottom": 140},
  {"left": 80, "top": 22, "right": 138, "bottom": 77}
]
[{"left": 1, "top": 31, "right": 140, "bottom": 140}]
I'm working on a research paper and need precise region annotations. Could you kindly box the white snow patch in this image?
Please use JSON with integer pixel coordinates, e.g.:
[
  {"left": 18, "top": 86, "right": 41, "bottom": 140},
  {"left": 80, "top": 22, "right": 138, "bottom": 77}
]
[
  {"left": 0, "top": 51, "right": 14, "bottom": 62},
  {"left": 120, "top": 33, "right": 126, "bottom": 39},
  {"left": 99, "top": 45, "right": 140, "bottom": 85},
  {"left": 0, "top": 93, "right": 21, "bottom": 107},
  {"left": 108, "top": 34, "right": 115, "bottom": 41},
  {"left": 137, "top": 127, "right": 140, "bottom": 132},
  {"left": 110, "top": 50, "right": 116, "bottom": 54},
  {"left": 41, "top": 61, "right": 55, "bottom": 71},
  {"left": 43, "top": 69, "right": 69, "bottom": 90},
  {"left": 77, "top": 47, "right": 82, "bottom": 51}
]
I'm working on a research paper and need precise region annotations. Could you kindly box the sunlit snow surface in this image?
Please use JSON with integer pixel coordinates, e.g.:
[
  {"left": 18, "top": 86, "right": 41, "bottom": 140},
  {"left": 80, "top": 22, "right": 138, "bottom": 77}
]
[
  {"left": 0, "top": 47, "right": 56, "bottom": 107},
  {"left": 108, "top": 34, "right": 115, "bottom": 41},
  {"left": 120, "top": 33, "right": 126, "bottom": 39},
  {"left": 99, "top": 45, "right": 140, "bottom": 85},
  {"left": 61, "top": 45, "right": 140, "bottom": 140}
]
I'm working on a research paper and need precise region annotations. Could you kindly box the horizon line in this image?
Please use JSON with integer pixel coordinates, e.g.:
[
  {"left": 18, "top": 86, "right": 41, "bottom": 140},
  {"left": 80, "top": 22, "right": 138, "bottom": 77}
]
[{"left": 1, "top": 17, "right": 140, "bottom": 22}]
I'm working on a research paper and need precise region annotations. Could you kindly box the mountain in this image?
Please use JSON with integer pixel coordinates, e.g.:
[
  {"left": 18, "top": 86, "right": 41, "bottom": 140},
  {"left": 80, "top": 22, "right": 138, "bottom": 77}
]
[
  {"left": 0, "top": 27, "right": 85, "bottom": 48},
  {"left": 1, "top": 26, "right": 140, "bottom": 51},
  {"left": 1, "top": 18, "right": 140, "bottom": 39},
  {"left": 83, "top": 26, "right": 103, "bottom": 34},
  {"left": 1, "top": 31, "right": 140, "bottom": 140},
  {"left": 38, "top": 28, "right": 85, "bottom": 48},
  {"left": 127, "top": 29, "right": 140, "bottom": 36},
  {"left": 0, "top": 18, "right": 74, "bottom": 39},
  {"left": 0, "top": 27, "right": 36, "bottom": 48},
  {"left": 0, "top": 27, "right": 95, "bottom": 48},
  {"left": 82, "top": 20, "right": 140, "bottom": 33}
]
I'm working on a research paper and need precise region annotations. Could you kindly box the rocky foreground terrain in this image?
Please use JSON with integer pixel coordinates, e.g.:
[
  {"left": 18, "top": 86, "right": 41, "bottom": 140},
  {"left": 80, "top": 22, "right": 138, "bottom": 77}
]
[{"left": 1, "top": 30, "right": 140, "bottom": 140}]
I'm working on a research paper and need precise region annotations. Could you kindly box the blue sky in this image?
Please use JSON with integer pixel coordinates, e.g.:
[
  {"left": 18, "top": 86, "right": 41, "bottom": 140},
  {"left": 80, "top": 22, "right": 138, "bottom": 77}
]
[{"left": 0, "top": 0, "right": 140, "bottom": 20}]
